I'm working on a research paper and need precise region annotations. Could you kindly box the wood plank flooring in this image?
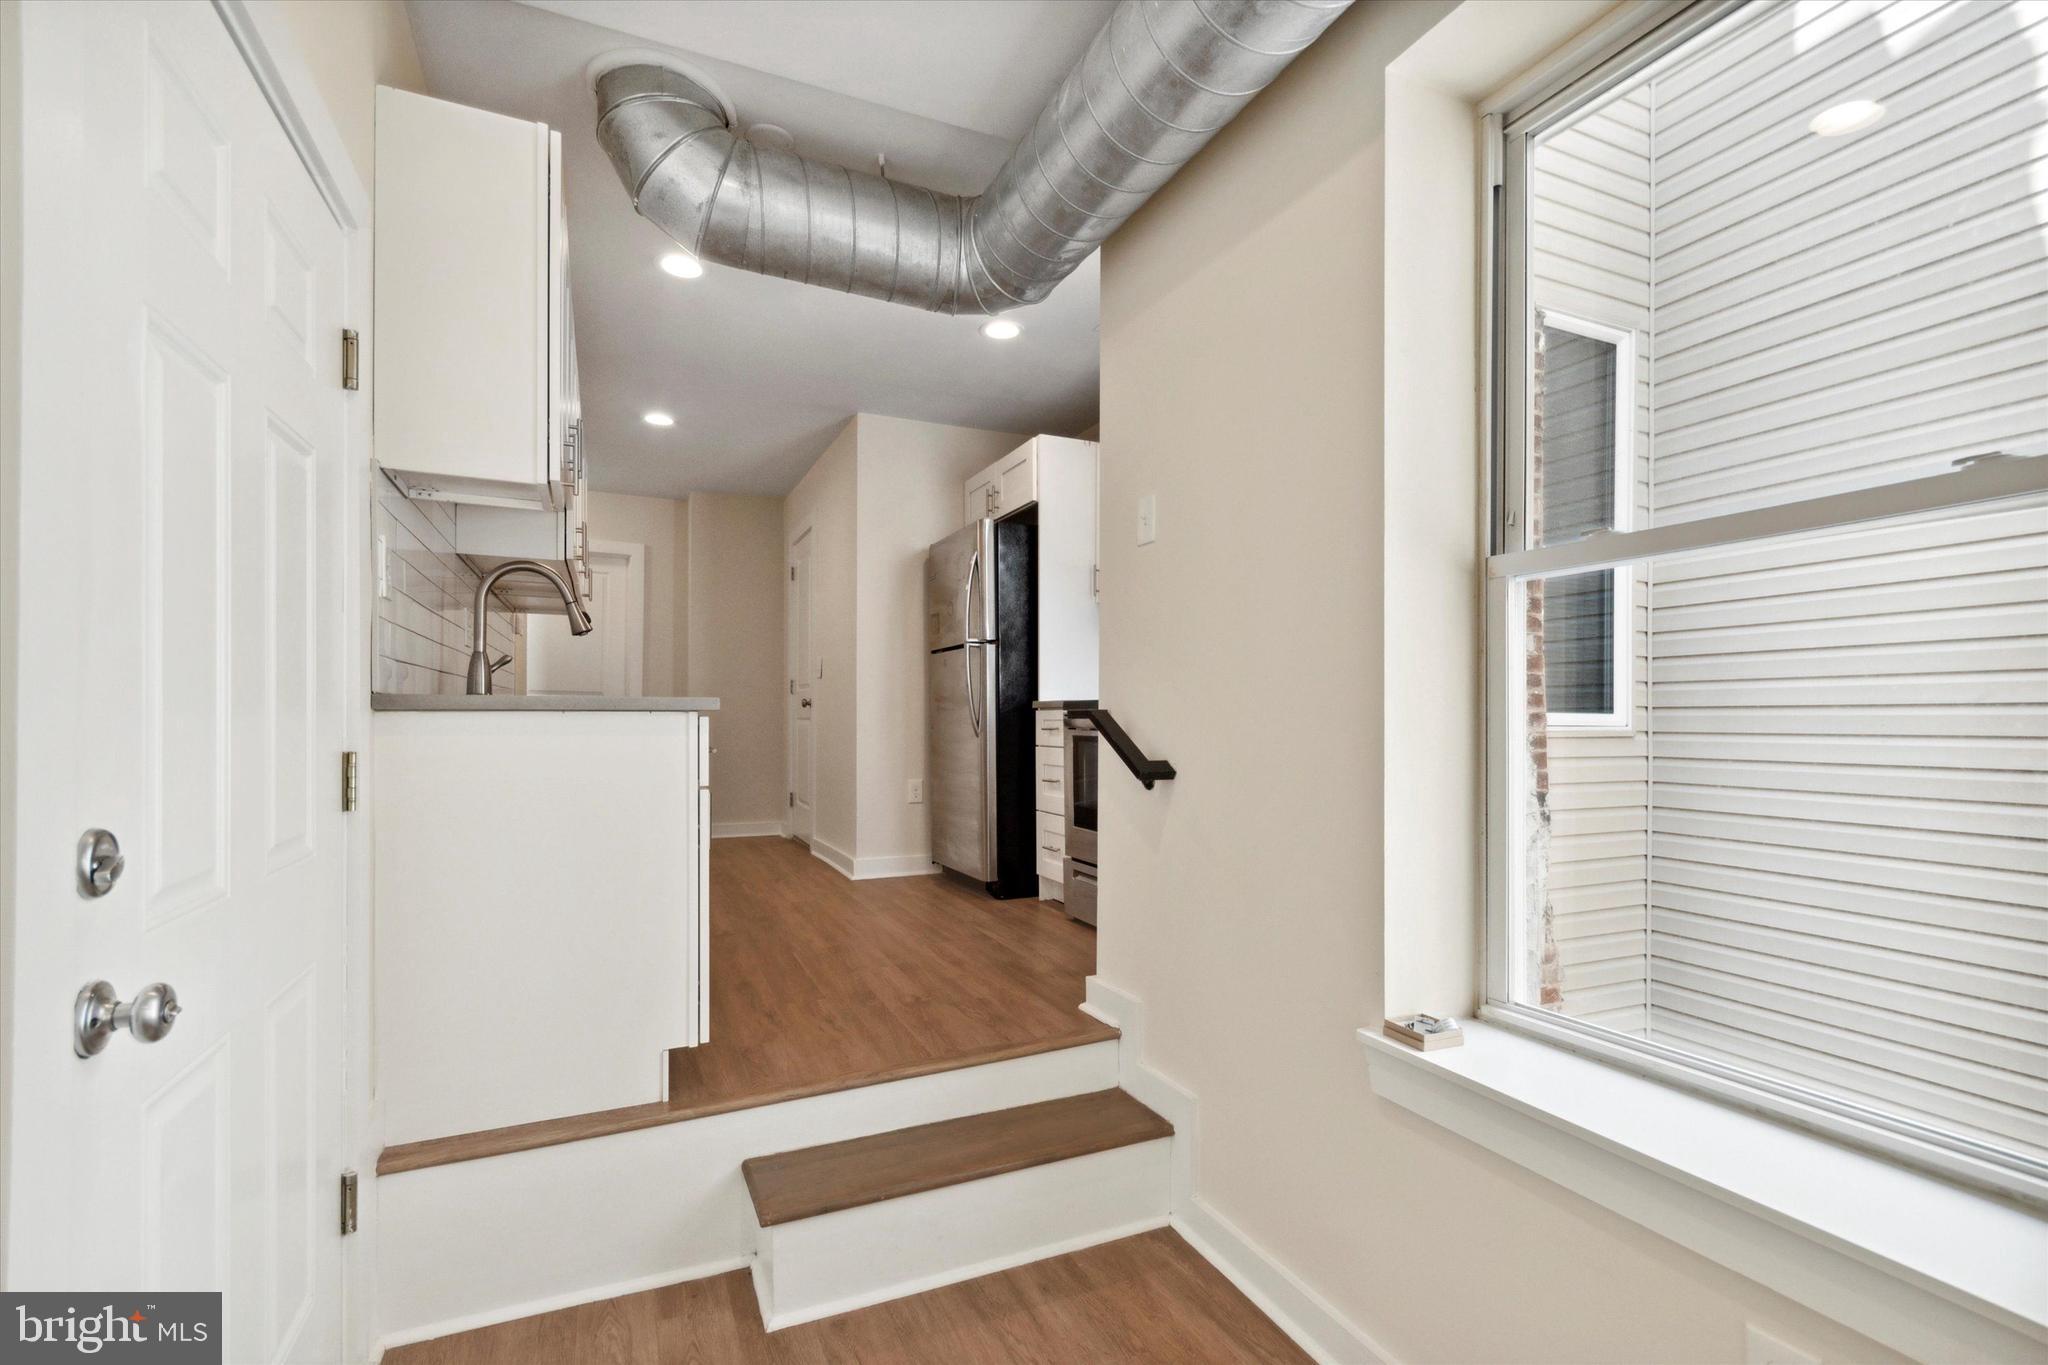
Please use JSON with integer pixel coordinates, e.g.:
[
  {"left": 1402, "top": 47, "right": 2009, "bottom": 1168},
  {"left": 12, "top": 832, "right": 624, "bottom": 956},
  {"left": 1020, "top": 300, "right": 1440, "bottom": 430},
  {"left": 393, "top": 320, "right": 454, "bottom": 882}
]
[
  {"left": 380, "top": 837, "right": 1112, "bottom": 1174},
  {"left": 743, "top": 1089, "right": 1173, "bottom": 1226},
  {"left": 666, "top": 836, "right": 1111, "bottom": 1111},
  {"left": 384, "top": 1228, "right": 1312, "bottom": 1364}
]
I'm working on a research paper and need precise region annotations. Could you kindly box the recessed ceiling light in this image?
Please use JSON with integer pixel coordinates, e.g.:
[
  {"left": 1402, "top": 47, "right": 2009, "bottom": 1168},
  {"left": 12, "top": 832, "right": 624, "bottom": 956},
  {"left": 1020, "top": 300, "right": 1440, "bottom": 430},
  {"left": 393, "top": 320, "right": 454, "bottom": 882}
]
[
  {"left": 643, "top": 411, "right": 676, "bottom": 427},
  {"left": 1809, "top": 99, "right": 1884, "bottom": 137},
  {"left": 660, "top": 251, "right": 704, "bottom": 279},
  {"left": 980, "top": 316, "right": 1021, "bottom": 341}
]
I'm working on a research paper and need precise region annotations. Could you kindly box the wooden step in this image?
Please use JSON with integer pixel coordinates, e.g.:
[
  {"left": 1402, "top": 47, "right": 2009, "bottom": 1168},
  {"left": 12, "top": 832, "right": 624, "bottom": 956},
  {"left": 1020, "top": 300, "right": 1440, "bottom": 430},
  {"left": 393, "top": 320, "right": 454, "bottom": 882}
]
[
  {"left": 742, "top": 1088, "right": 1172, "bottom": 1228},
  {"left": 377, "top": 1028, "right": 1116, "bottom": 1177}
]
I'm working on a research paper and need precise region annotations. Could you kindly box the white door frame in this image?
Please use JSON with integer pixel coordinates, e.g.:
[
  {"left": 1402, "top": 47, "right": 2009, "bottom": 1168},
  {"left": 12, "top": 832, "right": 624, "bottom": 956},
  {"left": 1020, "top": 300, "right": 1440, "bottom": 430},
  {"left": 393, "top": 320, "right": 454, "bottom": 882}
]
[
  {"left": 0, "top": 2, "right": 375, "bottom": 1357},
  {"left": 591, "top": 537, "right": 646, "bottom": 698},
  {"left": 786, "top": 526, "right": 815, "bottom": 843},
  {"left": 525, "top": 538, "right": 645, "bottom": 698}
]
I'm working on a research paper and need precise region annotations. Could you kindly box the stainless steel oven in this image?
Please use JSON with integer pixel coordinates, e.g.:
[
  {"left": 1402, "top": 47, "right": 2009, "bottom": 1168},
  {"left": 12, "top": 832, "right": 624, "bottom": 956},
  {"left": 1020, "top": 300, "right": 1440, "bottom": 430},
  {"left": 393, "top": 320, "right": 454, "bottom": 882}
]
[{"left": 1063, "top": 712, "right": 1098, "bottom": 924}]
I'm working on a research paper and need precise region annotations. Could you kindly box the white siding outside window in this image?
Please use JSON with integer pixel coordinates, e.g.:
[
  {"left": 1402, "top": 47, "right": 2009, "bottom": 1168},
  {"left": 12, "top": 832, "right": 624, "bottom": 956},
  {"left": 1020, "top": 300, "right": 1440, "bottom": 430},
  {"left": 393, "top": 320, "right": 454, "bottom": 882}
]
[{"left": 1498, "top": 0, "right": 2048, "bottom": 1187}]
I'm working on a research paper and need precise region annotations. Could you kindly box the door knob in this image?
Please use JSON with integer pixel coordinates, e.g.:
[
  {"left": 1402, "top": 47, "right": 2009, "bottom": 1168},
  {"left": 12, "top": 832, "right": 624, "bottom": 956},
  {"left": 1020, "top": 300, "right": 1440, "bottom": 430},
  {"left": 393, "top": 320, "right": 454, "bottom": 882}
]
[
  {"left": 74, "top": 980, "right": 181, "bottom": 1058},
  {"left": 77, "top": 828, "right": 124, "bottom": 898}
]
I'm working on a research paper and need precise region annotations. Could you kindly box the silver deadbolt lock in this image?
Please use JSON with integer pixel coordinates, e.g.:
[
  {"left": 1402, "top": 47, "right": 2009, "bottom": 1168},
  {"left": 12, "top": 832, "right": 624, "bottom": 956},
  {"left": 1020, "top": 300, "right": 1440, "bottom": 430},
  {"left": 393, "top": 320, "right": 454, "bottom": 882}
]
[
  {"left": 75, "top": 980, "right": 181, "bottom": 1058},
  {"left": 77, "top": 828, "right": 124, "bottom": 898}
]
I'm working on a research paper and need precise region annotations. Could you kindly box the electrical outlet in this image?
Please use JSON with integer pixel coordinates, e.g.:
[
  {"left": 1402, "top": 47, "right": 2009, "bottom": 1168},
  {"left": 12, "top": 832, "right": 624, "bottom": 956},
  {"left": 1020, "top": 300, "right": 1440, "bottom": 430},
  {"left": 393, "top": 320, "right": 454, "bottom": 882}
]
[
  {"left": 375, "top": 534, "right": 390, "bottom": 599},
  {"left": 1745, "top": 1324, "right": 1819, "bottom": 1365},
  {"left": 1137, "top": 493, "right": 1157, "bottom": 545},
  {"left": 907, "top": 779, "right": 924, "bottom": 804}
]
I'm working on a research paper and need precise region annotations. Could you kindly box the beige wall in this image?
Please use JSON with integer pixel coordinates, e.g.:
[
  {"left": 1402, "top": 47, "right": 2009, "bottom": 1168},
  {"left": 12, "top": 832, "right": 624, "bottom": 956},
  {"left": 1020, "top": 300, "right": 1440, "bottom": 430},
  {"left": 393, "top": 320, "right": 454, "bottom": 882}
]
[
  {"left": 271, "top": 0, "right": 423, "bottom": 184},
  {"left": 854, "top": 414, "right": 1025, "bottom": 870},
  {"left": 1093, "top": 2, "right": 1901, "bottom": 1362},
  {"left": 685, "top": 493, "right": 786, "bottom": 832},
  {"left": 584, "top": 490, "right": 685, "bottom": 696},
  {"left": 784, "top": 420, "right": 859, "bottom": 858},
  {"left": 782, "top": 415, "right": 1026, "bottom": 874}
]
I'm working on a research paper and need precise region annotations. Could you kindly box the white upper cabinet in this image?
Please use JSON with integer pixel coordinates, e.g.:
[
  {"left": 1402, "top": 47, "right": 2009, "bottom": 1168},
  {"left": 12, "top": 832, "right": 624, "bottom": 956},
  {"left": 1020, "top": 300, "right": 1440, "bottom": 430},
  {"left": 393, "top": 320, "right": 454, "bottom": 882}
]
[
  {"left": 963, "top": 439, "right": 1041, "bottom": 522},
  {"left": 373, "top": 87, "right": 576, "bottom": 512},
  {"left": 966, "top": 436, "right": 1100, "bottom": 700}
]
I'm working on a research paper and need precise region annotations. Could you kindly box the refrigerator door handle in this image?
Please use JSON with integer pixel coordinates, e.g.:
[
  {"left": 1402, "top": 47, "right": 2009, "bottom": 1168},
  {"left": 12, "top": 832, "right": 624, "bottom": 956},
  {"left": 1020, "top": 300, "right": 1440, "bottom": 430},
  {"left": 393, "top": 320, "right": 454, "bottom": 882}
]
[
  {"left": 962, "top": 548, "right": 981, "bottom": 645},
  {"left": 965, "top": 641, "right": 982, "bottom": 736}
]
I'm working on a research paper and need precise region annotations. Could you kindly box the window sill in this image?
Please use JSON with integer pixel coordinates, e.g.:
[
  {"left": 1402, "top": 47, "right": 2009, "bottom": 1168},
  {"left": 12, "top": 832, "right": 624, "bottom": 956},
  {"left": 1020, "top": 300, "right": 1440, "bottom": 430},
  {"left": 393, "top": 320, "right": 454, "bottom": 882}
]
[{"left": 1358, "top": 1020, "right": 2048, "bottom": 1362}]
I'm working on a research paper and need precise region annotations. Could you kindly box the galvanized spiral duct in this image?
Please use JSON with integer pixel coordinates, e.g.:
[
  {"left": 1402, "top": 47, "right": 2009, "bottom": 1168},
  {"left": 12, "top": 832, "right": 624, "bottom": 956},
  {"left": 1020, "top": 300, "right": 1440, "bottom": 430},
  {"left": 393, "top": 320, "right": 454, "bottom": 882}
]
[{"left": 594, "top": 0, "right": 1352, "bottom": 315}]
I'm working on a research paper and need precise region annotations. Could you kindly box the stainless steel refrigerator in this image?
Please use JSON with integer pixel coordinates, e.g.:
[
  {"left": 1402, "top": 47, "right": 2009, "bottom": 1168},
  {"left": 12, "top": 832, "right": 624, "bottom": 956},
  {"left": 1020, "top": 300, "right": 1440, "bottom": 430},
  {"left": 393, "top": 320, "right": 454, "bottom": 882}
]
[{"left": 926, "top": 517, "right": 1036, "bottom": 897}]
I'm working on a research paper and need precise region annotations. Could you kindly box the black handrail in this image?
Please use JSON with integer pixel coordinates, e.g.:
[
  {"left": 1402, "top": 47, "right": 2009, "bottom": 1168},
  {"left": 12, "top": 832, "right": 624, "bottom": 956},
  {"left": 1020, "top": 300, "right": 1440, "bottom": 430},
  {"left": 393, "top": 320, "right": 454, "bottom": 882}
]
[{"left": 1075, "top": 708, "right": 1176, "bottom": 790}]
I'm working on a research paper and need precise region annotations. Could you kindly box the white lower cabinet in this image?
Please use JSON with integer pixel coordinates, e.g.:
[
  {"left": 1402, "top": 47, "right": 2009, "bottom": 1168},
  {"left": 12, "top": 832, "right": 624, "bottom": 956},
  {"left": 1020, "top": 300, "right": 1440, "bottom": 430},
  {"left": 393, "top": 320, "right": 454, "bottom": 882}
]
[
  {"left": 372, "top": 706, "right": 710, "bottom": 1144},
  {"left": 1035, "top": 727, "right": 1066, "bottom": 899},
  {"left": 1036, "top": 811, "right": 1067, "bottom": 883}
]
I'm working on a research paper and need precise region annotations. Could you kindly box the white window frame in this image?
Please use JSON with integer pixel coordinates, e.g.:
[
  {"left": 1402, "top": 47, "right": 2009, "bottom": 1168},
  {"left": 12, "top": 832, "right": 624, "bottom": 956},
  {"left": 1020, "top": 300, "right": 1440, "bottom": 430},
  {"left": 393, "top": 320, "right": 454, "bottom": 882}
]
[
  {"left": 1483, "top": 0, "right": 2048, "bottom": 1206},
  {"left": 1532, "top": 307, "right": 1633, "bottom": 732}
]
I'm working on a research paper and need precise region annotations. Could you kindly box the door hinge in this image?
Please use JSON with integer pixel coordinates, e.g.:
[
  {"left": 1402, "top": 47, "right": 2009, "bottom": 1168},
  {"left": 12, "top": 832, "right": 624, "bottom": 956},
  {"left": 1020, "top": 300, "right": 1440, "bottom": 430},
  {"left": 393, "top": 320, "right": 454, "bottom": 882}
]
[
  {"left": 340, "top": 1170, "right": 359, "bottom": 1235},
  {"left": 790, "top": 566, "right": 796, "bottom": 581},
  {"left": 342, "top": 751, "right": 360, "bottom": 812},
  {"left": 788, "top": 791, "right": 794, "bottom": 808},
  {"left": 341, "top": 329, "right": 360, "bottom": 391}
]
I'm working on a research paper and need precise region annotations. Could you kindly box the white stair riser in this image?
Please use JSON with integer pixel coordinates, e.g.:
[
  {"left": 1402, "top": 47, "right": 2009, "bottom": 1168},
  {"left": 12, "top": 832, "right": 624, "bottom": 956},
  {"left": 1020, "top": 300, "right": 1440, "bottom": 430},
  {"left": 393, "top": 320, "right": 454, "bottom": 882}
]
[
  {"left": 375, "top": 1040, "right": 1119, "bottom": 1351},
  {"left": 753, "top": 1137, "right": 1173, "bottom": 1331}
]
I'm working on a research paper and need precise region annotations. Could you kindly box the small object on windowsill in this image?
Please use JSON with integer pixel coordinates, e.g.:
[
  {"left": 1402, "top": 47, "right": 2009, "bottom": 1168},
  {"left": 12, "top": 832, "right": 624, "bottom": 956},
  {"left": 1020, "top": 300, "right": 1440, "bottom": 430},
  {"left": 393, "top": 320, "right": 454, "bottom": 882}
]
[{"left": 1384, "top": 1014, "right": 1464, "bottom": 1051}]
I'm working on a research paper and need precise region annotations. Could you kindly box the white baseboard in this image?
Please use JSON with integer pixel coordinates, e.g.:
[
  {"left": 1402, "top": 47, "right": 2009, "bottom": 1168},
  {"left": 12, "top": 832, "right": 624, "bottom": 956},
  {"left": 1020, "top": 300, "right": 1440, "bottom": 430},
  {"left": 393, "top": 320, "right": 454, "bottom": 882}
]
[
  {"left": 1173, "top": 1199, "right": 1396, "bottom": 1365},
  {"left": 375, "top": 1256, "right": 750, "bottom": 1352},
  {"left": 1084, "top": 975, "right": 1394, "bottom": 1365},
  {"left": 712, "top": 821, "right": 786, "bottom": 839},
  {"left": 806, "top": 839, "right": 936, "bottom": 881},
  {"left": 809, "top": 838, "right": 857, "bottom": 878},
  {"left": 849, "top": 853, "right": 937, "bottom": 880}
]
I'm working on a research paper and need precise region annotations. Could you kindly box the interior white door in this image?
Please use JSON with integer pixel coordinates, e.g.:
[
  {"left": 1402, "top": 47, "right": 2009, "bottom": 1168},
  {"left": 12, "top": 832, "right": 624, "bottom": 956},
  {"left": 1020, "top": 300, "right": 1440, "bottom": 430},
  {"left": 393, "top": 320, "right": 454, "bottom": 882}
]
[
  {"left": 3, "top": 4, "right": 348, "bottom": 1360},
  {"left": 788, "top": 529, "right": 817, "bottom": 844},
  {"left": 526, "top": 541, "right": 643, "bottom": 697}
]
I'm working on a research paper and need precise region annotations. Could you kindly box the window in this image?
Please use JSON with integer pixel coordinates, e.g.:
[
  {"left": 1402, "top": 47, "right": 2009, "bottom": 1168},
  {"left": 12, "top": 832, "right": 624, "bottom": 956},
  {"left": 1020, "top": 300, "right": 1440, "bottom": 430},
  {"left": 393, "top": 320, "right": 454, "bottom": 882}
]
[
  {"left": 1487, "top": 0, "right": 2048, "bottom": 1200},
  {"left": 1534, "top": 310, "right": 1632, "bottom": 728}
]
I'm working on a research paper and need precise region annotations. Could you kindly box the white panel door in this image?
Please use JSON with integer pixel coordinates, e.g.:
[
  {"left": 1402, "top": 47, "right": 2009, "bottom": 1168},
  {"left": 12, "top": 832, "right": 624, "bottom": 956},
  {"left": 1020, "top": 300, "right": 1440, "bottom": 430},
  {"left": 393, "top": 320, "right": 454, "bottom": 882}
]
[
  {"left": 788, "top": 529, "right": 817, "bottom": 844},
  {"left": 525, "top": 541, "right": 642, "bottom": 697},
  {"left": 4, "top": 5, "right": 348, "bottom": 1361}
]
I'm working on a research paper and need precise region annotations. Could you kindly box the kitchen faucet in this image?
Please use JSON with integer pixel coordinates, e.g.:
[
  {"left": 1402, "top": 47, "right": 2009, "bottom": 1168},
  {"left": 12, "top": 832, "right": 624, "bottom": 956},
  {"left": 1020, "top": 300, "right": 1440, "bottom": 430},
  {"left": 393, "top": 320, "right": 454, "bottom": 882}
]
[{"left": 467, "top": 559, "right": 593, "bottom": 695}]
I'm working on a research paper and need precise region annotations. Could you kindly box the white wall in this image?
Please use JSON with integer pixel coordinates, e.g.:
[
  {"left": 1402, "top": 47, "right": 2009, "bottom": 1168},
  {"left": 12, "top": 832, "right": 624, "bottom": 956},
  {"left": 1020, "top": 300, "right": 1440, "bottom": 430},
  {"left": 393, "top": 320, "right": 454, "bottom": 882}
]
[
  {"left": 853, "top": 414, "right": 1026, "bottom": 872},
  {"left": 1093, "top": 1, "right": 1908, "bottom": 1360},
  {"left": 784, "top": 420, "right": 860, "bottom": 859},
  {"left": 685, "top": 492, "right": 787, "bottom": 833}
]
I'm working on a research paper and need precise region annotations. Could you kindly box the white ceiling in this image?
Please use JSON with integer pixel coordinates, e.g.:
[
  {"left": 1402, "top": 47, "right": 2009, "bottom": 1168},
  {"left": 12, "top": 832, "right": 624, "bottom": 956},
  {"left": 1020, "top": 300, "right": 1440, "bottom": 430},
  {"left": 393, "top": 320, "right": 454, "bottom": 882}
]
[{"left": 406, "top": 0, "right": 1111, "bottom": 499}]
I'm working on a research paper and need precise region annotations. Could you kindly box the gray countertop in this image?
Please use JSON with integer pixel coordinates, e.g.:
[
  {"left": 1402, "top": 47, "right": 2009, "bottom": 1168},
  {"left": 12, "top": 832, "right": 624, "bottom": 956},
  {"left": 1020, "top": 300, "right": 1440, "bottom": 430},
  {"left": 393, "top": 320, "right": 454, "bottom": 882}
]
[
  {"left": 372, "top": 693, "right": 720, "bottom": 713},
  {"left": 1033, "top": 699, "right": 1099, "bottom": 710}
]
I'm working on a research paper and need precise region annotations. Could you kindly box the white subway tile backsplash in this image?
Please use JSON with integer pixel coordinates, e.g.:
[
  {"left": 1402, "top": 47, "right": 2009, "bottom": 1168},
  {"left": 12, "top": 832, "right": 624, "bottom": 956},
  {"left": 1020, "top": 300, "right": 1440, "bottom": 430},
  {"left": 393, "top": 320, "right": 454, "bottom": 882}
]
[{"left": 372, "top": 469, "right": 518, "bottom": 693}]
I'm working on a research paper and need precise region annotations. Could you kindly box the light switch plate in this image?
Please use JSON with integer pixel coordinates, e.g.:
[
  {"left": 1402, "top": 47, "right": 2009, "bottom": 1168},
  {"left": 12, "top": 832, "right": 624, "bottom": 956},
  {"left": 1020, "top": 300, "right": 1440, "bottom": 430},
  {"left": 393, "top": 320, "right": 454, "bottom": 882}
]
[
  {"left": 1745, "top": 1324, "right": 1819, "bottom": 1365},
  {"left": 1137, "top": 493, "right": 1157, "bottom": 545},
  {"left": 907, "top": 779, "right": 924, "bottom": 804}
]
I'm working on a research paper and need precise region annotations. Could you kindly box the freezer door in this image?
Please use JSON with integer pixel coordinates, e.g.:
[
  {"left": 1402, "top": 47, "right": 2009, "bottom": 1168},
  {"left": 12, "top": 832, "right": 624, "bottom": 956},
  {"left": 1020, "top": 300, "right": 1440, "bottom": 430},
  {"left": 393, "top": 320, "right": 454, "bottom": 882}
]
[
  {"left": 926, "top": 519, "right": 996, "bottom": 651},
  {"left": 928, "top": 642, "right": 994, "bottom": 880}
]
